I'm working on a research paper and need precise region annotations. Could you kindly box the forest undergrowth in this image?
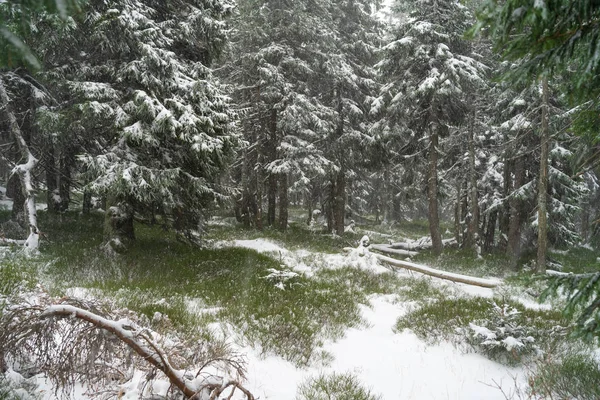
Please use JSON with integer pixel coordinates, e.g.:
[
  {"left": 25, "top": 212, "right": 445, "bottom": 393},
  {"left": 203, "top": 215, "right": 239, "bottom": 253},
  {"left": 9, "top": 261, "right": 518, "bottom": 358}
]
[{"left": 1, "top": 208, "right": 599, "bottom": 399}]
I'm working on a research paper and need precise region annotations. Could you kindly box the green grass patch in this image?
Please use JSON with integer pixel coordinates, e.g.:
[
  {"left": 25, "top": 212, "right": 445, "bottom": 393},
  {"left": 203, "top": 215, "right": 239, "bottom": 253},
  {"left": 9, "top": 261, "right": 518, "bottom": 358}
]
[
  {"left": 38, "top": 213, "right": 372, "bottom": 366},
  {"left": 530, "top": 352, "right": 600, "bottom": 400},
  {"left": 395, "top": 296, "right": 566, "bottom": 346},
  {"left": 296, "top": 372, "right": 381, "bottom": 400},
  {"left": 206, "top": 221, "right": 361, "bottom": 253},
  {"left": 413, "top": 248, "right": 511, "bottom": 278}
]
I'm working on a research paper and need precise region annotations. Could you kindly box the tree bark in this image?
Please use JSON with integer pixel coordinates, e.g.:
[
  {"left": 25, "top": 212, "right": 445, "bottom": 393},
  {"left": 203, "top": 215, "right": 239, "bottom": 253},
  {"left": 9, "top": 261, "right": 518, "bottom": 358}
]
[
  {"left": 334, "top": 170, "right": 346, "bottom": 235},
  {"left": 499, "top": 155, "right": 511, "bottom": 250},
  {"left": 464, "top": 113, "right": 479, "bottom": 250},
  {"left": 536, "top": 76, "right": 550, "bottom": 273},
  {"left": 0, "top": 78, "right": 39, "bottom": 253},
  {"left": 507, "top": 156, "right": 525, "bottom": 268},
  {"left": 427, "top": 129, "right": 443, "bottom": 255},
  {"left": 278, "top": 173, "right": 288, "bottom": 231},
  {"left": 104, "top": 196, "right": 135, "bottom": 253},
  {"left": 483, "top": 210, "right": 497, "bottom": 252},
  {"left": 267, "top": 109, "right": 278, "bottom": 227},
  {"left": 454, "top": 180, "right": 462, "bottom": 246}
]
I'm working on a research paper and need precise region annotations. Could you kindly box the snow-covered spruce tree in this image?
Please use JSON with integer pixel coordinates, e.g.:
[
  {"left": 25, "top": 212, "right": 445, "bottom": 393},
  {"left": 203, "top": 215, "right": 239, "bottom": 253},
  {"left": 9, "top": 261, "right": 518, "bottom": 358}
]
[
  {"left": 315, "top": 0, "right": 382, "bottom": 235},
  {"left": 41, "top": 0, "right": 237, "bottom": 250},
  {"left": 227, "top": 0, "right": 380, "bottom": 234},
  {"left": 376, "top": 0, "right": 485, "bottom": 254},
  {"left": 488, "top": 71, "right": 586, "bottom": 267},
  {"left": 226, "top": 0, "right": 333, "bottom": 231}
]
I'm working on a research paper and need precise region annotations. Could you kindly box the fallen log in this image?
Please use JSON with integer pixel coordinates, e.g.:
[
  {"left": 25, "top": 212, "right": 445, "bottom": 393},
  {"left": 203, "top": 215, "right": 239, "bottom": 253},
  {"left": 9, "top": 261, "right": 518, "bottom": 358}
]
[
  {"left": 343, "top": 247, "right": 500, "bottom": 288},
  {"left": 0, "top": 238, "right": 26, "bottom": 246},
  {"left": 370, "top": 244, "right": 419, "bottom": 258},
  {"left": 389, "top": 237, "right": 457, "bottom": 251}
]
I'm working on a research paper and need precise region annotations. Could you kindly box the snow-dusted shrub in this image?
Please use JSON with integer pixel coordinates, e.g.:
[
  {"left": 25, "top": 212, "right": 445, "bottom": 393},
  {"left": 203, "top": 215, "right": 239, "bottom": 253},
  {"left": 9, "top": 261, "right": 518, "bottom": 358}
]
[
  {"left": 467, "top": 302, "right": 539, "bottom": 365},
  {"left": 296, "top": 372, "right": 381, "bottom": 400}
]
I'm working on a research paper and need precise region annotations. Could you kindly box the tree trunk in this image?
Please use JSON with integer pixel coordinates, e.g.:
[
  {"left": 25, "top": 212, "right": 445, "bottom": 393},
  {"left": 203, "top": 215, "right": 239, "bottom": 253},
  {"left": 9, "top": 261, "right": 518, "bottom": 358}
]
[
  {"left": 536, "top": 76, "right": 550, "bottom": 273},
  {"left": 7, "top": 173, "right": 25, "bottom": 223},
  {"left": 45, "top": 144, "right": 60, "bottom": 213},
  {"left": 82, "top": 190, "right": 92, "bottom": 215},
  {"left": 334, "top": 171, "right": 346, "bottom": 235},
  {"left": 267, "top": 109, "right": 278, "bottom": 227},
  {"left": 104, "top": 196, "right": 135, "bottom": 253},
  {"left": 464, "top": 113, "right": 479, "bottom": 250},
  {"left": 427, "top": 129, "right": 443, "bottom": 255},
  {"left": 255, "top": 154, "right": 263, "bottom": 230},
  {"left": 483, "top": 210, "right": 497, "bottom": 252},
  {"left": 499, "top": 155, "right": 511, "bottom": 250},
  {"left": 278, "top": 173, "right": 288, "bottom": 231},
  {"left": 507, "top": 156, "right": 525, "bottom": 268},
  {"left": 454, "top": 180, "right": 462, "bottom": 246},
  {"left": 0, "top": 78, "right": 39, "bottom": 253}
]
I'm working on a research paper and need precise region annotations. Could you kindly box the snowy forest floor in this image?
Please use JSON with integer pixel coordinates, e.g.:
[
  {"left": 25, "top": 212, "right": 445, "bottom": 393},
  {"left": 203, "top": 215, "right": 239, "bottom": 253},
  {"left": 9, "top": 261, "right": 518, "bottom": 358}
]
[{"left": 1, "top": 207, "right": 600, "bottom": 399}]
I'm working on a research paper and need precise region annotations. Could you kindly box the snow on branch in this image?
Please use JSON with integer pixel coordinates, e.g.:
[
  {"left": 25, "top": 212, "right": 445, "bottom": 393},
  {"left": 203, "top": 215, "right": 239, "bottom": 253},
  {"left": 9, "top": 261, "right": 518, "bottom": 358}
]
[{"left": 0, "top": 292, "right": 254, "bottom": 399}]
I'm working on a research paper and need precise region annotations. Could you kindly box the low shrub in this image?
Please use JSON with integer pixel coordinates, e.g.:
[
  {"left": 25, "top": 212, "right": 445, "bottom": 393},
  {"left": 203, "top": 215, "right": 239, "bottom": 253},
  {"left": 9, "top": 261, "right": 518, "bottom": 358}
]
[{"left": 296, "top": 372, "right": 381, "bottom": 400}]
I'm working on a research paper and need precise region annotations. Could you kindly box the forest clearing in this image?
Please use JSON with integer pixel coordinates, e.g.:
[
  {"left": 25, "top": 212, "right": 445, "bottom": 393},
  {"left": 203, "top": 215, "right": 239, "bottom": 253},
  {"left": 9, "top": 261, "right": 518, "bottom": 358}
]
[{"left": 2, "top": 0, "right": 600, "bottom": 399}]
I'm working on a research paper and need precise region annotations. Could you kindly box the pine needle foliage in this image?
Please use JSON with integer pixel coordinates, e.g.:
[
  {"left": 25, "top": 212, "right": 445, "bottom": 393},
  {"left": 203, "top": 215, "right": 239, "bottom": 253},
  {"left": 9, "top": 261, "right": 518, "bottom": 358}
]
[{"left": 541, "top": 271, "right": 600, "bottom": 341}]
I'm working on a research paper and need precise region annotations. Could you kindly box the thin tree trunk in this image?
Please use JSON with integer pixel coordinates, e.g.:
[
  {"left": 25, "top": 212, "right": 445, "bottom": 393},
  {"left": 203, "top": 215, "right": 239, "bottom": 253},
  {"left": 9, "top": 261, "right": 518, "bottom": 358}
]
[
  {"left": 255, "top": 154, "right": 263, "bottom": 230},
  {"left": 484, "top": 210, "right": 497, "bottom": 252},
  {"left": 334, "top": 171, "right": 346, "bottom": 235},
  {"left": 464, "top": 112, "right": 479, "bottom": 250},
  {"left": 278, "top": 173, "right": 288, "bottom": 231},
  {"left": 267, "top": 109, "right": 278, "bottom": 227},
  {"left": 0, "top": 78, "right": 39, "bottom": 253},
  {"left": 536, "top": 76, "right": 550, "bottom": 273},
  {"left": 507, "top": 156, "right": 525, "bottom": 268},
  {"left": 104, "top": 196, "right": 135, "bottom": 253},
  {"left": 427, "top": 129, "right": 443, "bottom": 255},
  {"left": 454, "top": 180, "right": 462, "bottom": 246},
  {"left": 499, "top": 156, "right": 511, "bottom": 250},
  {"left": 45, "top": 143, "right": 60, "bottom": 213}
]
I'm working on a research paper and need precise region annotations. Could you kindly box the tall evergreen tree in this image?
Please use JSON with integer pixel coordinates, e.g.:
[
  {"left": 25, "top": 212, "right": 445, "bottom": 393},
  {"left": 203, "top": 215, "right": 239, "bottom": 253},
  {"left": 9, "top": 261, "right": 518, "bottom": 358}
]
[
  {"left": 39, "top": 0, "right": 237, "bottom": 250},
  {"left": 377, "top": 0, "right": 485, "bottom": 254}
]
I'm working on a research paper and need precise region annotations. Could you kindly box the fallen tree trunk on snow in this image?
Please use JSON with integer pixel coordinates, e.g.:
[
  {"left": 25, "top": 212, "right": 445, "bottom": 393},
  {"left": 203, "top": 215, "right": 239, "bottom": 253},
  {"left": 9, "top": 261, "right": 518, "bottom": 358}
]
[
  {"left": 370, "top": 244, "right": 419, "bottom": 258},
  {"left": 389, "top": 237, "right": 457, "bottom": 251},
  {"left": 343, "top": 248, "right": 500, "bottom": 288}
]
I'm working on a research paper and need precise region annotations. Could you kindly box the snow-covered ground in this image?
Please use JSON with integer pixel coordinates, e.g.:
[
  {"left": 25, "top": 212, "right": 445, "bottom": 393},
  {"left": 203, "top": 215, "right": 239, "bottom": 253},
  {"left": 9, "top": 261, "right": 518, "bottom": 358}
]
[
  {"left": 3, "top": 237, "right": 532, "bottom": 399},
  {"left": 216, "top": 238, "right": 528, "bottom": 399}
]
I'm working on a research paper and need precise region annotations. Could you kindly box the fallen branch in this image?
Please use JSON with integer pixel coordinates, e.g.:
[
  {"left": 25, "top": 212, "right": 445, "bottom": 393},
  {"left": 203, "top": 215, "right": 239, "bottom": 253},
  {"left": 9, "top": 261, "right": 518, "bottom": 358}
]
[
  {"left": 1, "top": 295, "right": 254, "bottom": 399},
  {"left": 0, "top": 238, "right": 26, "bottom": 246},
  {"left": 389, "top": 237, "right": 457, "bottom": 251},
  {"left": 370, "top": 244, "right": 419, "bottom": 258},
  {"left": 343, "top": 248, "right": 500, "bottom": 288}
]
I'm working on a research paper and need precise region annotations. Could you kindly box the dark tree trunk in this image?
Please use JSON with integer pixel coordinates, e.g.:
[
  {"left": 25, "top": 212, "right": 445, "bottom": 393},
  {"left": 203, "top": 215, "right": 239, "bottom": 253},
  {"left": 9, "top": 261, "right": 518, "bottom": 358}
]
[
  {"left": 427, "top": 130, "right": 443, "bottom": 255},
  {"left": 536, "top": 76, "right": 550, "bottom": 273},
  {"left": 82, "top": 190, "right": 92, "bottom": 215},
  {"left": 58, "top": 153, "right": 72, "bottom": 212},
  {"left": 278, "top": 173, "right": 288, "bottom": 231},
  {"left": 483, "top": 210, "right": 497, "bottom": 252},
  {"left": 45, "top": 145, "right": 60, "bottom": 213},
  {"left": 334, "top": 171, "right": 346, "bottom": 235},
  {"left": 464, "top": 113, "right": 479, "bottom": 250},
  {"left": 255, "top": 154, "right": 263, "bottom": 230},
  {"left": 104, "top": 196, "right": 135, "bottom": 253},
  {"left": 266, "top": 109, "right": 278, "bottom": 227},
  {"left": 454, "top": 180, "right": 462, "bottom": 246},
  {"left": 507, "top": 156, "right": 525, "bottom": 268},
  {"left": 7, "top": 173, "right": 25, "bottom": 223},
  {"left": 267, "top": 175, "right": 277, "bottom": 226},
  {"left": 499, "top": 156, "right": 511, "bottom": 250}
]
